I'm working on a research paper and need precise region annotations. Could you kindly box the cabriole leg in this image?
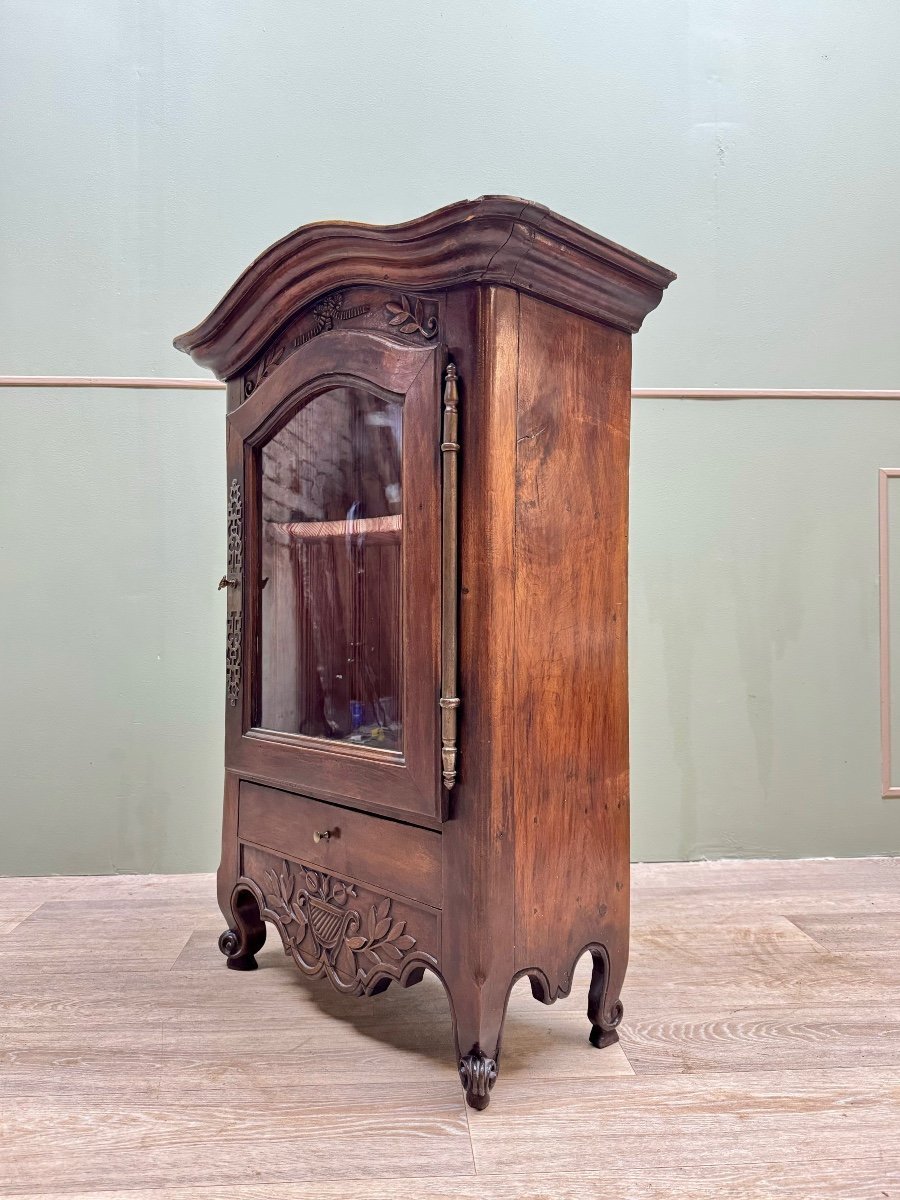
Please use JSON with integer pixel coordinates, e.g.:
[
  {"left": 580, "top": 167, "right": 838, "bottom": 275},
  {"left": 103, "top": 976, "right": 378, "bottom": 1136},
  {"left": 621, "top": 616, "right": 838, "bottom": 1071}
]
[
  {"left": 218, "top": 885, "right": 266, "bottom": 972},
  {"left": 445, "top": 971, "right": 510, "bottom": 1111}
]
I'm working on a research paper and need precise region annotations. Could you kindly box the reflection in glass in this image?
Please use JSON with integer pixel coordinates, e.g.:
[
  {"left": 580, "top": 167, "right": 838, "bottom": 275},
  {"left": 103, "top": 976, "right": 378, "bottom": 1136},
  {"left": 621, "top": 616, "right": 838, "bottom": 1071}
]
[{"left": 259, "top": 388, "right": 402, "bottom": 751}]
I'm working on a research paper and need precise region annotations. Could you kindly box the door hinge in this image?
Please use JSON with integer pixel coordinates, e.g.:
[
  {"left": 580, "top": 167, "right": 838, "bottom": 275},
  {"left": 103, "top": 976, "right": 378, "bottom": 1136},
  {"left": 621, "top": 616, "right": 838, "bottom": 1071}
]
[{"left": 440, "top": 362, "right": 460, "bottom": 789}]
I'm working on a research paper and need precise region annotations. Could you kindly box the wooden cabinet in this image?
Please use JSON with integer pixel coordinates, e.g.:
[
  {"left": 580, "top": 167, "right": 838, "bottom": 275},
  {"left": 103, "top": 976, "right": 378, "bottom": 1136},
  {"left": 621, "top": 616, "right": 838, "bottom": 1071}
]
[{"left": 175, "top": 196, "right": 674, "bottom": 1108}]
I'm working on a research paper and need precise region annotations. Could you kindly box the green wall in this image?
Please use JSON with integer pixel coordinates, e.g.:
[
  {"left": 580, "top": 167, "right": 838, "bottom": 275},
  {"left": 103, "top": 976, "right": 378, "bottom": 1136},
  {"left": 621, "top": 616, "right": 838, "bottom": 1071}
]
[{"left": 2, "top": 1, "right": 899, "bottom": 872}]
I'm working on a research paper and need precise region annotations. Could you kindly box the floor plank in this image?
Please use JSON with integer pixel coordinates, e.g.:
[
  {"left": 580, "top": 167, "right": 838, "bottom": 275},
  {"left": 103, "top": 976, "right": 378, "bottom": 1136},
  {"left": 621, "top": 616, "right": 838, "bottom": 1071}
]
[
  {"left": 0, "top": 1088, "right": 473, "bottom": 1192},
  {"left": 466, "top": 1068, "right": 900, "bottom": 1172},
  {"left": 2, "top": 858, "right": 898, "bottom": 1198},
  {"left": 0, "top": 903, "right": 195, "bottom": 973},
  {"left": 7, "top": 1161, "right": 900, "bottom": 1199},
  {"left": 632, "top": 857, "right": 900, "bottom": 893},
  {"left": 0, "top": 971, "right": 631, "bottom": 1098},
  {"left": 0, "top": 876, "right": 83, "bottom": 906},
  {"left": 787, "top": 912, "right": 900, "bottom": 953},
  {"left": 620, "top": 1006, "right": 900, "bottom": 1073},
  {"left": 61, "top": 874, "right": 218, "bottom": 903}
]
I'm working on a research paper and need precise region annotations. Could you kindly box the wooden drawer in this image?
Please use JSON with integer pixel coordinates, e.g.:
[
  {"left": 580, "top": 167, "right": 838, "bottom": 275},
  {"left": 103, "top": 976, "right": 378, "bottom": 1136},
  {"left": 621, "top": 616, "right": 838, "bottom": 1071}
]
[{"left": 237, "top": 781, "right": 442, "bottom": 908}]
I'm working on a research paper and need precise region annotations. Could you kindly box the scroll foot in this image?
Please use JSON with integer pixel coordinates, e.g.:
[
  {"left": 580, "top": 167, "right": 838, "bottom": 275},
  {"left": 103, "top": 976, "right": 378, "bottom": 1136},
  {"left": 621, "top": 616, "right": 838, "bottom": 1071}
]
[
  {"left": 587, "top": 944, "right": 624, "bottom": 1049},
  {"left": 218, "top": 885, "right": 266, "bottom": 971},
  {"left": 589, "top": 1023, "right": 620, "bottom": 1049},
  {"left": 458, "top": 1052, "right": 498, "bottom": 1111}
]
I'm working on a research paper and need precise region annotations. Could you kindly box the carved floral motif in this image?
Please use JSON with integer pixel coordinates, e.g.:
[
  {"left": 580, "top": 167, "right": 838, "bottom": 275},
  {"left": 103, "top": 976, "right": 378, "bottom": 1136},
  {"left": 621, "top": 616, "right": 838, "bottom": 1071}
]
[
  {"left": 244, "top": 291, "right": 370, "bottom": 395},
  {"left": 258, "top": 858, "right": 420, "bottom": 994},
  {"left": 385, "top": 294, "right": 438, "bottom": 338},
  {"left": 241, "top": 290, "right": 440, "bottom": 398}
]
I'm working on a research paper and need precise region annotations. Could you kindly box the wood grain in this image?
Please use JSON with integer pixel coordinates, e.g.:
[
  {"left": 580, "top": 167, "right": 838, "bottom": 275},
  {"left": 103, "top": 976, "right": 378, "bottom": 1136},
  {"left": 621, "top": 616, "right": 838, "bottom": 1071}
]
[
  {"left": 633, "top": 856, "right": 900, "bottom": 892},
  {"left": 237, "top": 781, "right": 442, "bottom": 907},
  {"left": 0, "top": 902, "right": 194, "bottom": 972},
  {"left": 0, "top": 1088, "right": 471, "bottom": 1192},
  {"left": 466, "top": 1068, "right": 900, "bottom": 1172},
  {"left": 7, "top": 1162, "right": 900, "bottom": 1200},
  {"left": 436, "top": 285, "right": 519, "bottom": 1076},
  {"left": 787, "top": 912, "right": 900, "bottom": 952},
  {"left": 619, "top": 1006, "right": 900, "bottom": 1074},
  {"left": 513, "top": 295, "right": 631, "bottom": 998}
]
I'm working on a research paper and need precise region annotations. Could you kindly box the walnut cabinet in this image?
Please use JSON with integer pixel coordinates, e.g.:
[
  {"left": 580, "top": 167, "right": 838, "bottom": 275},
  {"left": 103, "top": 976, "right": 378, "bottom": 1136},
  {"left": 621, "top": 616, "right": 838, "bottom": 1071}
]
[{"left": 175, "top": 197, "right": 674, "bottom": 1109}]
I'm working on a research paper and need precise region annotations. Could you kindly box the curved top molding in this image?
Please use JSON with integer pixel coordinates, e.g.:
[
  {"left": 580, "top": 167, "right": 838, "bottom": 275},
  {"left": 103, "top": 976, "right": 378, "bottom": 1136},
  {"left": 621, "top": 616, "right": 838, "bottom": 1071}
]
[{"left": 174, "top": 195, "right": 676, "bottom": 380}]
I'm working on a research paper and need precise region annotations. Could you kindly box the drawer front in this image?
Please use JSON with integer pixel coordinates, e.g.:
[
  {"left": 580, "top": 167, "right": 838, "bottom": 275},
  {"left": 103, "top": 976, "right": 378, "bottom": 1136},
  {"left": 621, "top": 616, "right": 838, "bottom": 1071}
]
[{"left": 237, "top": 781, "right": 442, "bottom": 908}]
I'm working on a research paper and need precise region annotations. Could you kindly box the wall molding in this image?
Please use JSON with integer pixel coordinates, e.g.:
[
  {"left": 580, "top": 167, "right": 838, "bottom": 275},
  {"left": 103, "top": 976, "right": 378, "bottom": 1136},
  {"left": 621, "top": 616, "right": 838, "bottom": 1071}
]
[
  {"left": 633, "top": 389, "right": 900, "bottom": 400},
  {"left": 879, "top": 469, "right": 900, "bottom": 798},
  {"left": 3, "top": 372, "right": 897, "bottom": 801},
  {"left": 0, "top": 375, "right": 225, "bottom": 390},
  {"left": 0, "top": 377, "right": 899, "bottom": 400}
]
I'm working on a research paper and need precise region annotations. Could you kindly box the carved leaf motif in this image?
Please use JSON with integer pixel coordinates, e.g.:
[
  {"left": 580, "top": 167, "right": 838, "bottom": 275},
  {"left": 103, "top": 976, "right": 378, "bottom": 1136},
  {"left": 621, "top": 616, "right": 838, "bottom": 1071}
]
[
  {"left": 343, "top": 894, "right": 419, "bottom": 962},
  {"left": 261, "top": 343, "right": 283, "bottom": 377},
  {"left": 386, "top": 300, "right": 409, "bottom": 328},
  {"left": 290, "top": 899, "right": 308, "bottom": 936},
  {"left": 384, "top": 295, "right": 437, "bottom": 339},
  {"left": 334, "top": 938, "right": 357, "bottom": 981},
  {"left": 263, "top": 863, "right": 295, "bottom": 923}
]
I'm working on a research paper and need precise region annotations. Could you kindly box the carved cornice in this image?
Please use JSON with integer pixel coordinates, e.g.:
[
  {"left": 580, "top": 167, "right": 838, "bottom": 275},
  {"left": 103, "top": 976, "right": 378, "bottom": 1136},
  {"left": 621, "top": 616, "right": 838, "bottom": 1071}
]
[{"left": 174, "top": 196, "right": 676, "bottom": 379}]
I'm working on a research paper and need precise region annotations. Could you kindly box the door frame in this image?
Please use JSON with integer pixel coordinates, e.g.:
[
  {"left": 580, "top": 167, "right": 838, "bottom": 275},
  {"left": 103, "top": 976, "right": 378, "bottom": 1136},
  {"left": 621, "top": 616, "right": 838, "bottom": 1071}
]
[{"left": 224, "top": 328, "right": 446, "bottom": 827}]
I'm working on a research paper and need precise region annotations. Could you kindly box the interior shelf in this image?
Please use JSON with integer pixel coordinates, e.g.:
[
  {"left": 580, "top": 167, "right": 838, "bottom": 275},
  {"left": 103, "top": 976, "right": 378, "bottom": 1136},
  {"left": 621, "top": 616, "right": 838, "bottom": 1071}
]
[{"left": 270, "top": 514, "right": 402, "bottom": 543}]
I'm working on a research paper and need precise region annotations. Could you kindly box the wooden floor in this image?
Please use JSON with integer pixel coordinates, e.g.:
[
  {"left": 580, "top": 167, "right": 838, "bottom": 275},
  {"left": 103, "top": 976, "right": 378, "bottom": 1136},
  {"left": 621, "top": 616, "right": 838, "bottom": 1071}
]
[{"left": 1, "top": 858, "right": 898, "bottom": 1198}]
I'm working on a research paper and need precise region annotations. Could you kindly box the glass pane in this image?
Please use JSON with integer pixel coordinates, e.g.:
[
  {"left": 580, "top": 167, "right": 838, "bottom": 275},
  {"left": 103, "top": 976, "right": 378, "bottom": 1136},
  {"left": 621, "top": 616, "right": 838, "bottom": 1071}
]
[{"left": 259, "top": 387, "right": 402, "bottom": 751}]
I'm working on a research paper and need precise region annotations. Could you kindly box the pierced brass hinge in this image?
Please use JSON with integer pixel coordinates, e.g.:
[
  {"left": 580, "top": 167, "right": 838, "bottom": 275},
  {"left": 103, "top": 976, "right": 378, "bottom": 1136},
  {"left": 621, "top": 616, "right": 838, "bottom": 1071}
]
[
  {"left": 224, "top": 476, "right": 243, "bottom": 707},
  {"left": 440, "top": 362, "right": 460, "bottom": 790}
]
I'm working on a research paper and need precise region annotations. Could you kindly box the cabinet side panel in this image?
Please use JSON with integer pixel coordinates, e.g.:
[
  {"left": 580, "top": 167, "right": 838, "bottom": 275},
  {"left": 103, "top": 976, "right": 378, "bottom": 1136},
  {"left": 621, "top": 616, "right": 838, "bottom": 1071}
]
[{"left": 514, "top": 295, "right": 631, "bottom": 990}]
